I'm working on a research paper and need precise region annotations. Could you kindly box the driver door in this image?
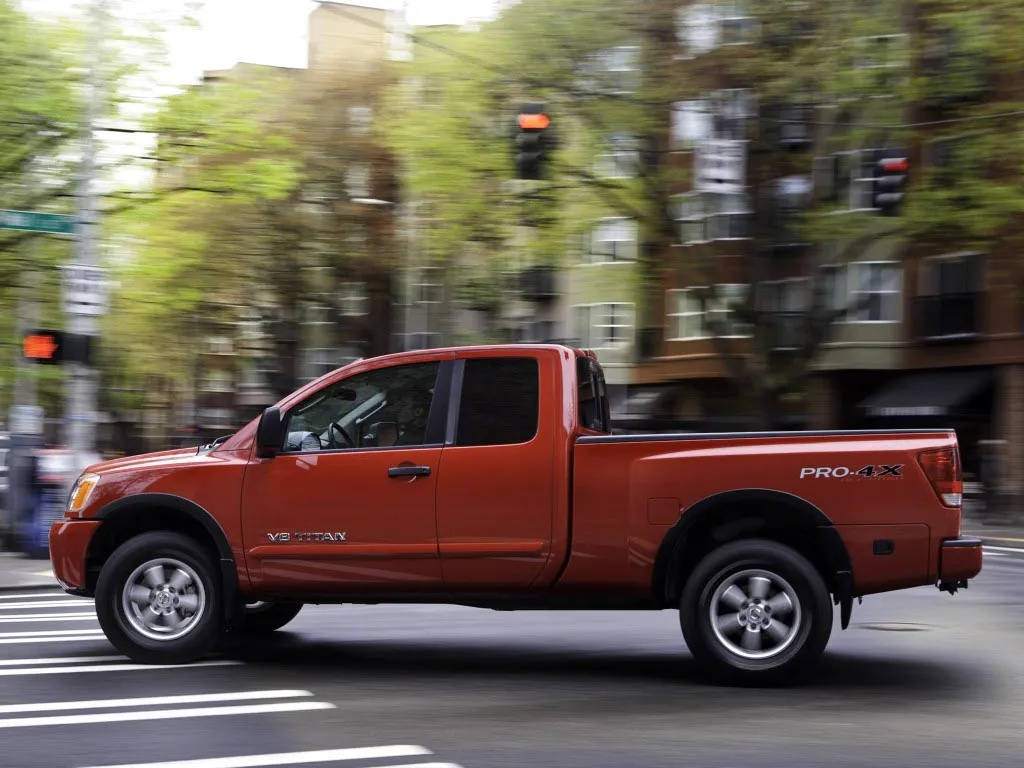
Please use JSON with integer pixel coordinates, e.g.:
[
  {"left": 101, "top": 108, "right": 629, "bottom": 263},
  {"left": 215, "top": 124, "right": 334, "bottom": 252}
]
[{"left": 241, "top": 359, "right": 449, "bottom": 593}]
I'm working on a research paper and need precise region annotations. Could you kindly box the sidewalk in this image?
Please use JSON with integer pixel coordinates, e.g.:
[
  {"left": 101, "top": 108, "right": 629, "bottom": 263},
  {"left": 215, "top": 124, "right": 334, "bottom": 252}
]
[{"left": 0, "top": 553, "right": 60, "bottom": 592}]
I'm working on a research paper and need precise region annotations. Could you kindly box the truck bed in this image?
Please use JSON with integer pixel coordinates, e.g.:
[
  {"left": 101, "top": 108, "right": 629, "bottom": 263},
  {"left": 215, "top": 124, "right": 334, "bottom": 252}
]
[{"left": 556, "top": 429, "right": 963, "bottom": 601}]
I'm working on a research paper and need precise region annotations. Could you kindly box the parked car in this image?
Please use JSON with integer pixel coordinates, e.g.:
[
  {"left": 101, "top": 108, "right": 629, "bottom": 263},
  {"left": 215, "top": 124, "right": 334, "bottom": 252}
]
[{"left": 48, "top": 344, "right": 981, "bottom": 685}]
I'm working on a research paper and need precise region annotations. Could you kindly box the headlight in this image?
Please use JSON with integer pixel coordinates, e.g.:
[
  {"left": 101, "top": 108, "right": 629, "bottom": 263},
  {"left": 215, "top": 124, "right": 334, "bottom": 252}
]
[{"left": 67, "top": 473, "right": 100, "bottom": 513}]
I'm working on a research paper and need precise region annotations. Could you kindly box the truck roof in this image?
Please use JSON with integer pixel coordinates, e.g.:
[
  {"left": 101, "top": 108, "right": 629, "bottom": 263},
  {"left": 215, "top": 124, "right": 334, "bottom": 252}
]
[{"left": 347, "top": 343, "right": 590, "bottom": 368}]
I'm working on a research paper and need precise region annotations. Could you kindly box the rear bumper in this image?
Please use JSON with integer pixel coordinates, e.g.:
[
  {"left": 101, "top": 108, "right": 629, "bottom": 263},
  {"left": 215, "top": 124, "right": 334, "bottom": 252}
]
[
  {"left": 937, "top": 536, "right": 983, "bottom": 590},
  {"left": 48, "top": 520, "right": 101, "bottom": 595}
]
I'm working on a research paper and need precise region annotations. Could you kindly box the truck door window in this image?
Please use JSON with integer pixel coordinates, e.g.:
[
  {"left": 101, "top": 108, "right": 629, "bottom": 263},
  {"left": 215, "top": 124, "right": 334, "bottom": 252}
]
[
  {"left": 455, "top": 357, "right": 539, "bottom": 447},
  {"left": 283, "top": 361, "right": 440, "bottom": 453}
]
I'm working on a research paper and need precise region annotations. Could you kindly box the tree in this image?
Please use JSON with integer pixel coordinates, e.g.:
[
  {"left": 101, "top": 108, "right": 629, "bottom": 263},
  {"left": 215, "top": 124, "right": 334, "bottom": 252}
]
[{"left": 395, "top": 0, "right": 1022, "bottom": 427}]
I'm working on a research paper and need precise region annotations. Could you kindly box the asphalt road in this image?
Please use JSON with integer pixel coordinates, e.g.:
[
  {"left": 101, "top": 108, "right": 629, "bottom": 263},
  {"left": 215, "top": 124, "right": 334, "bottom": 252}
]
[{"left": 1, "top": 547, "right": 1023, "bottom": 768}]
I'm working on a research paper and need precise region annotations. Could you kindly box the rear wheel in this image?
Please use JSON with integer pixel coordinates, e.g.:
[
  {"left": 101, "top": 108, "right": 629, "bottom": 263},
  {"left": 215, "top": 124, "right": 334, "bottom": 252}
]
[
  {"left": 680, "top": 538, "right": 833, "bottom": 686},
  {"left": 235, "top": 601, "right": 303, "bottom": 634},
  {"left": 95, "top": 531, "right": 225, "bottom": 665}
]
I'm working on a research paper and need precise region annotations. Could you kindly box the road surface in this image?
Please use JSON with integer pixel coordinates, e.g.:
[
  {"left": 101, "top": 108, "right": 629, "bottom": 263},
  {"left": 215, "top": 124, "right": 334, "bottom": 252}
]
[{"left": 0, "top": 546, "right": 1021, "bottom": 768}]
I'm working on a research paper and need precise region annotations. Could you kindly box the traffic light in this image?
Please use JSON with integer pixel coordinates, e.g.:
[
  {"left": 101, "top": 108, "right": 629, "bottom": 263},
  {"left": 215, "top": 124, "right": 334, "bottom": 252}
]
[
  {"left": 873, "top": 152, "right": 908, "bottom": 216},
  {"left": 515, "top": 103, "right": 553, "bottom": 180},
  {"left": 22, "top": 329, "right": 93, "bottom": 366}
]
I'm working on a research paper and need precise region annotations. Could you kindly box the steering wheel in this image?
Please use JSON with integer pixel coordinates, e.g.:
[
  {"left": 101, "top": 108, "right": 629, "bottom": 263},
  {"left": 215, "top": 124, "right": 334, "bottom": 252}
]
[{"left": 328, "top": 420, "right": 355, "bottom": 449}]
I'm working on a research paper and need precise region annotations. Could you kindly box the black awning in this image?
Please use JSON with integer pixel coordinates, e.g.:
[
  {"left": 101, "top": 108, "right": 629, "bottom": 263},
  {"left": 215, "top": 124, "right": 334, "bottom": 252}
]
[{"left": 859, "top": 368, "right": 993, "bottom": 418}]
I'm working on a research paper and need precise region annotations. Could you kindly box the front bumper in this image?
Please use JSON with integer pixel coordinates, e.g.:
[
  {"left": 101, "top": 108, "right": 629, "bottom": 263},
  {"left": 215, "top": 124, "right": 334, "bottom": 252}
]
[
  {"left": 937, "top": 536, "right": 983, "bottom": 593},
  {"left": 48, "top": 519, "right": 102, "bottom": 594}
]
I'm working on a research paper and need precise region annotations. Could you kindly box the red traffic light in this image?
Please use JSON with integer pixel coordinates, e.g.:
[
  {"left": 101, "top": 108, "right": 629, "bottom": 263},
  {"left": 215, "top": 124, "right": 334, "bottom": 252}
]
[
  {"left": 24, "top": 332, "right": 60, "bottom": 361},
  {"left": 880, "top": 158, "right": 908, "bottom": 173},
  {"left": 518, "top": 113, "right": 550, "bottom": 130}
]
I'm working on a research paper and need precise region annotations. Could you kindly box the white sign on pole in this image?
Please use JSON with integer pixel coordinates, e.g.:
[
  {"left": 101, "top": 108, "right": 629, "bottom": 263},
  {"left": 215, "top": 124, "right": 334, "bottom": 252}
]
[
  {"left": 61, "top": 264, "right": 109, "bottom": 317},
  {"left": 9, "top": 405, "right": 44, "bottom": 436},
  {"left": 694, "top": 139, "right": 747, "bottom": 194}
]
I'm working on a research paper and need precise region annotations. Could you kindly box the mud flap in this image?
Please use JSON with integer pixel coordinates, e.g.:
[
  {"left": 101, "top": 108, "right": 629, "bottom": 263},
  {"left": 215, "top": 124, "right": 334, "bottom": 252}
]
[{"left": 834, "top": 570, "right": 854, "bottom": 630}]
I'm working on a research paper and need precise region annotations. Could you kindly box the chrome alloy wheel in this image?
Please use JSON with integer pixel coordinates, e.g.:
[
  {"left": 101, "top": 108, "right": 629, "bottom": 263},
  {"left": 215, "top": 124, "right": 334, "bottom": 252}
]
[
  {"left": 121, "top": 558, "right": 207, "bottom": 642},
  {"left": 709, "top": 568, "right": 802, "bottom": 661}
]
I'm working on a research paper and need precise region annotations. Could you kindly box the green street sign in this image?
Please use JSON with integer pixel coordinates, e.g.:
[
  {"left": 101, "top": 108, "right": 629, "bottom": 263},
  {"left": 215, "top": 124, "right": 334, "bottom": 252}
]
[{"left": 0, "top": 209, "right": 76, "bottom": 235}]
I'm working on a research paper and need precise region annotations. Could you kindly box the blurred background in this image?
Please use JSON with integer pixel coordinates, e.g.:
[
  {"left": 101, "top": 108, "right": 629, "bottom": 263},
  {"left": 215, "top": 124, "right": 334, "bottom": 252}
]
[{"left": 1, "top": 0, "right": 1022, "bottom": 555}]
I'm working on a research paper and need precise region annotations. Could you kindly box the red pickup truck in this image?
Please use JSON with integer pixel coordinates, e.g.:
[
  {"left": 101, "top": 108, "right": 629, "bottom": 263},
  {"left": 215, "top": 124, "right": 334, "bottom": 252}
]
[{"left": 49, "top": 344, "right": 982, "bottom": 684}]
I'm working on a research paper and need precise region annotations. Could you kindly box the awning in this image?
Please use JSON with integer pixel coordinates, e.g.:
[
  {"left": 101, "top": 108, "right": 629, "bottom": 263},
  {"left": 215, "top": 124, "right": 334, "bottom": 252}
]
[{"left": 859, "top": 369, "right": 992, "bottom": 418}]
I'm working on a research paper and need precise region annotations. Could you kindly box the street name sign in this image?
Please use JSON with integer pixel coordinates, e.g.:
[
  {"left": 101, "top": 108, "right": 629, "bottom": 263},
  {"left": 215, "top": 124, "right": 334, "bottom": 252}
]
[{"left": 0, "top": 209, "right": 76, "bottom": 235}]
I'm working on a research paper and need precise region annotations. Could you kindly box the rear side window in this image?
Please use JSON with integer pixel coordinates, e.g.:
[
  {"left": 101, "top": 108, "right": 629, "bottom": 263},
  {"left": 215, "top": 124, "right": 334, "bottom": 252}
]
[{"left": 456, "top": 357, "right": 539, "bottom": 446}]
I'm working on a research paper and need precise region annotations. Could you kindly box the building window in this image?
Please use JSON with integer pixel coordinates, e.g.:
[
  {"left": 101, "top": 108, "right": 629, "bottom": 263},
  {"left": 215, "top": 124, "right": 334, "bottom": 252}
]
[
  {"left": 917, "top": 252, "right": 983, "bottom": 338},
  {"left": 340, "top": 282, "right": 369, "bottom": 317},
  {"left": 677, "top": 3, "right": 757, "bottom": 55},
  {"left": 414, "top": 267, "right": 443, "bottom": 304},
  {"left": 305, "top": 303, "right": 332, "bottom": 326},
  {"left": 667, "top": 285, "right": 750, "bottom": 340},
  {"left": 674, "top": 192, "right": 751, "bottom": 243},
  {"left": 345, "top": 163, "right": 371, "bottom": 199},
  {"left": 852, "top": 33, "right": 909, "bottom": 98},
  {"left": 672, "top": 100, "right": 712, "bottom": 149},
  {"left": 596, "top": 45, "right": 640, "bottom": 94},
  {"left": 206, "top": 336, "right": 233, "bottom": 355},
  {"left": 760, "top": 278, "right": 810, "bottom": 348},
  {"left": 667, "top": 289, "right": 706, "bottom": 340},
  {"left": 817, "top": 149, "right": 881, "bottom": 212},
  {"left": 200, "top": 370, "right": 233, "bottom": 393},
  {"left": 348, "top": 106, "right": 373, "bottom": 135},
  {"left": 573, "top": 303, "right": 634, "bottom": 349},
  {"left": 585, "top": 218, "right": 638, "bottom": 263},
  {"left": 849, "top": 262, "right": 902, "bottom": 322},
  {"left": 595, "top": 150, "right": 639, "bottom": 179}
]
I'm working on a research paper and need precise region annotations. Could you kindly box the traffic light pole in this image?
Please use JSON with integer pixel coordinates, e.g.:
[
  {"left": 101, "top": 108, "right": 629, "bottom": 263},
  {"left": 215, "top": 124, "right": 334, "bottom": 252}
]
[
  {"left": 13, "top": 258, "right": 40, "bottom": 412},
  {"left": 65, "top": 0, "right": 105, "bottom": 459}
]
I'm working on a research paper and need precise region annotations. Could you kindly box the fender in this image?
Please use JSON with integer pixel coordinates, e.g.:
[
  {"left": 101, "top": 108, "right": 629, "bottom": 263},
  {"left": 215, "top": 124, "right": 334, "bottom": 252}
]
[
  {"left": 92, "top": 493, "right": 240, "bottom": 623},
  {"left": 653, "top": 488, "right": 855, "bottom": 628}
]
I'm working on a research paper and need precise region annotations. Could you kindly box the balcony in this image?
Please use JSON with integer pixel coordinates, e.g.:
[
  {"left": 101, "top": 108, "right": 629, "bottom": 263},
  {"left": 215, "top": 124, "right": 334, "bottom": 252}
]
[
  {"left": 519, "top": 265, "right": 558, "bottom": 302},
  {"left": 913, "top": 293, "right": 980, "bottom": 342}
]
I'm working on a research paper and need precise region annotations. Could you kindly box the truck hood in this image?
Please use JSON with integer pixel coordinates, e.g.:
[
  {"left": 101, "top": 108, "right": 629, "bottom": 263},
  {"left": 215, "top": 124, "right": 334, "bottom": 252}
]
[{"left": 85, "top": 446, "right": 209, "bottom": 476}]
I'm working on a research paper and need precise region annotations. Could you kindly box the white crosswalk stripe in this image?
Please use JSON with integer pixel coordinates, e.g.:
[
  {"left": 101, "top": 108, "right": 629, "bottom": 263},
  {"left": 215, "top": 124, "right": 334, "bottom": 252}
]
[
  {"left": 0, "top": 659, "right": 239, "bottom": 677},
  {"left": 0, "top": 612, "right": 96, "bottom": 622},
  {"left": 0, "top": 655, "right": 123, "bottom": 667},
  {"left": 0, "top": 600, "right": 94, "bottom": 610},
  {"left": 0, "top": 593, "right": 86, "bottom": 602},
  {"left": 76, "top": 745, "right": 460, "bottom": 768}
]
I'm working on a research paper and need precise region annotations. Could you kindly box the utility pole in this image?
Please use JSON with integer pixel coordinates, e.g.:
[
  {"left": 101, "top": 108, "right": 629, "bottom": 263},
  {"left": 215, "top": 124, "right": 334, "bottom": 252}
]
[{"left": 65, "top": 0, "right": 107, "bottom": 461}]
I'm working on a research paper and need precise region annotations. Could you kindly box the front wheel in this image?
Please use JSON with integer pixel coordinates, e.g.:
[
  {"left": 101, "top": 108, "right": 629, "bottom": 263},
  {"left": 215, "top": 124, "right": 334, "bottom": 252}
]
[
  {"left": 95, "top": 531, "right": 225, "bottom": 665},
  {"left": 680, "top": 538, "right": 833, "bottom": 686}
]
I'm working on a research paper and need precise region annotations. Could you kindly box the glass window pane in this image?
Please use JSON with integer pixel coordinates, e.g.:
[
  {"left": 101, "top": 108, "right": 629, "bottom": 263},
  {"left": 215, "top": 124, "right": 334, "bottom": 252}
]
[{"left": 456, "top": 357, "right": 539, "bottom": 447}]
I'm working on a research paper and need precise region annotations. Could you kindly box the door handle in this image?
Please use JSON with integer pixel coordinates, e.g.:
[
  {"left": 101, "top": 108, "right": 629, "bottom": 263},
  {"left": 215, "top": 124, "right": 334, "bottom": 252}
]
[{"left": 388, "top": 465, "right": 431, "bottom": 478}]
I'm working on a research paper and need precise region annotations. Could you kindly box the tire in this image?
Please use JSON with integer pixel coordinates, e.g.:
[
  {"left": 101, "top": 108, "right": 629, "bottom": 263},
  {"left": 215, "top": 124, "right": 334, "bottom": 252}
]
[
  {"left": 235, "top": 601, "right": 303, "bottom": 634},
  {"left": 95, "top": 531, "right": 225, "bottom": 665},
  {"left": 680, "top": 538, "right": 833, "bottom": 687}
]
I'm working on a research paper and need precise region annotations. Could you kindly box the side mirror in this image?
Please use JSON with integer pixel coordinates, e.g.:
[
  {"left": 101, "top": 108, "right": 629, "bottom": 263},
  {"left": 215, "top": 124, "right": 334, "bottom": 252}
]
[{"left": 256, "top": 406, "right": 285, "bottom": 459}]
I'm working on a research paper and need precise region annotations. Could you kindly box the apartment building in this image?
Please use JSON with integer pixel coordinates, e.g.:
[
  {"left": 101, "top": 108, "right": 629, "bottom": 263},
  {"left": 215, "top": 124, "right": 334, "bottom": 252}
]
[{"left": 627, "top": 1, "right": 1022, "bottom": 490}]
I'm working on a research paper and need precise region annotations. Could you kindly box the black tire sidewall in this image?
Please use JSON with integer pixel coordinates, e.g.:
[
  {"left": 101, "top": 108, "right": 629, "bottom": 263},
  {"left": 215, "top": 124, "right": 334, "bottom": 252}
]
[
  {"left": 681, "top": 539, "right": 833, "bottom": 685},
  {"left": 95, "top": 531, "right": 224, "bottom": 664}
]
